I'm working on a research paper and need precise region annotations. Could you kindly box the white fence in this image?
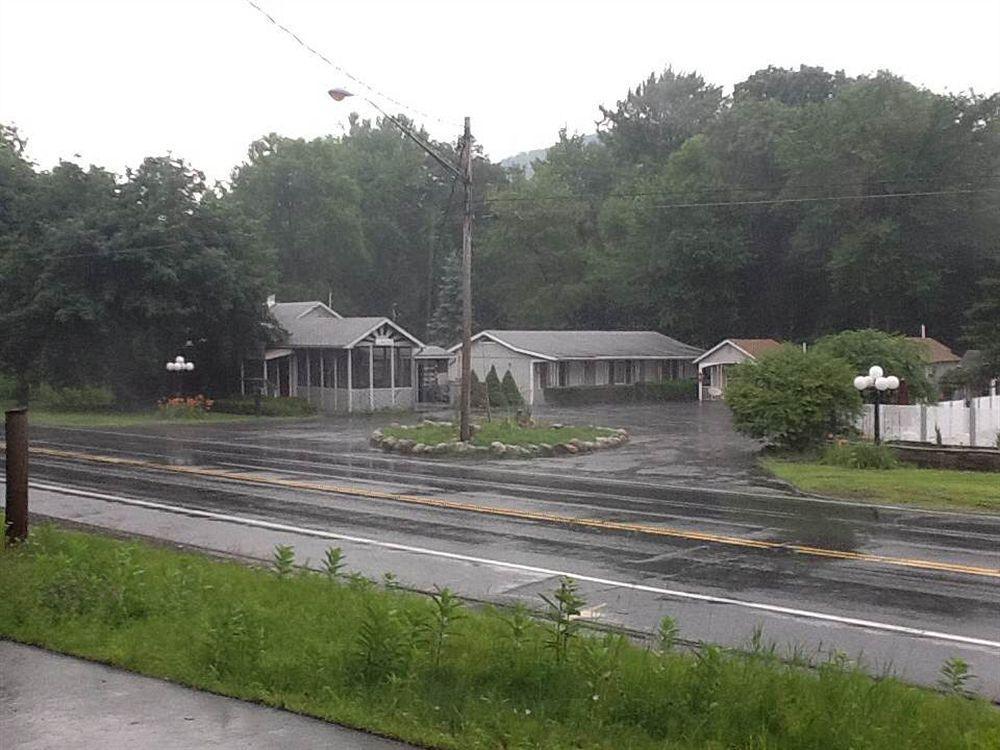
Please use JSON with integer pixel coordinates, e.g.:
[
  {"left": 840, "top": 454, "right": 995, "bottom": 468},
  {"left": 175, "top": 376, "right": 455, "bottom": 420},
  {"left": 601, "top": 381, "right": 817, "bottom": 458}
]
[{"left": 860, "top": 394, "right": 1000, "bottom": 447}]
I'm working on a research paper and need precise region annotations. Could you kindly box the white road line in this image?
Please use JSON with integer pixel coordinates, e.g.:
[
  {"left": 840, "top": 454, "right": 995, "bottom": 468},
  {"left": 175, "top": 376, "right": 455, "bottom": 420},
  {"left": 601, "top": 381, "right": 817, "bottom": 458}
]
[{"left": 26, "top": 480, "right": 1000, "bottom": 652}]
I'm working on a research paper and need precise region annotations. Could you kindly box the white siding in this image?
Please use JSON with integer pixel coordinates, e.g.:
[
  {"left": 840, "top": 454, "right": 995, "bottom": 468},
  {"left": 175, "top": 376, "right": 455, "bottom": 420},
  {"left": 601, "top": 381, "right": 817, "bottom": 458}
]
[{"left": 450, "top": 340, "right": 537, "bottom": 404}]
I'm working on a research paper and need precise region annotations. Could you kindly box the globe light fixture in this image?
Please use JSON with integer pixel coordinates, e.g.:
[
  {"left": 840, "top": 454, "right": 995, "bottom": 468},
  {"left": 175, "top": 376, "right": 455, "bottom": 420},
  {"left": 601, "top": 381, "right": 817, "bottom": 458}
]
[
  {"left": 165, "top": 355, "right": 194, "bottom": 393},
  {"left": 853, "top": 365, "right": 899, "bottom": 444}
]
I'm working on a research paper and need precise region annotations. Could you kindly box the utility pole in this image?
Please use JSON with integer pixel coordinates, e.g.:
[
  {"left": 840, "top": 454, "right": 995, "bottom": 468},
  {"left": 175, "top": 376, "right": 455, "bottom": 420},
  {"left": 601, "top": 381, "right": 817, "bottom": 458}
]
[{"left": 459, "top": 117, "right": 473, "bottom": 442}]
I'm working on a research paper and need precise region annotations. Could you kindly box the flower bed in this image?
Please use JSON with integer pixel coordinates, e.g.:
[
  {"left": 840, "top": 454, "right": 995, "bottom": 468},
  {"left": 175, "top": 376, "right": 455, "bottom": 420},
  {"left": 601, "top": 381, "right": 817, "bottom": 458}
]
[{"left": 372, "top": 419, "right": 630, "bottom": 459}]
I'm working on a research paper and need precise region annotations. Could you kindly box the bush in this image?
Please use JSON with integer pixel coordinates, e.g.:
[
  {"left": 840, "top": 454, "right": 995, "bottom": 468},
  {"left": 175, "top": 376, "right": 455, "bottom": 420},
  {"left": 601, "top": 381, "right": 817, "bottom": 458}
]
[
  {"left": 822, "top": 441, "right": 898, "bottom": 470},
  {"left": 725, "top": 347, "right": 861, "bottom": 451},
  {"left": 500, "top": 370, "right": 525, "bottom": 407},
  {"left": 543, "top": 379, "right": 697, "bottom": 406},
  {"left": 211, "top": 396, "right": 316, "bottom": 417},
  {"left": 33, "top": 383, "right": 115, "bottom": 412}
]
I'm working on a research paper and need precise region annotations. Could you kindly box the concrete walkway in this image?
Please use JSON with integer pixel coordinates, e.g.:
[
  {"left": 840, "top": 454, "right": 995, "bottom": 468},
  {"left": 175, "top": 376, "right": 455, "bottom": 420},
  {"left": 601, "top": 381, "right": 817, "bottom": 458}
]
[{"left": 0, "top": 641, "right": 415, "bottom": 750}]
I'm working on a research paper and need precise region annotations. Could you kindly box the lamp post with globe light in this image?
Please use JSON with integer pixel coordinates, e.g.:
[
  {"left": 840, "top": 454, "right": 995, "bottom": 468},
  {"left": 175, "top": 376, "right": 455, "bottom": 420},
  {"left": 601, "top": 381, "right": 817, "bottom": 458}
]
[
  {"left": 853, "top": 365, "right": 900, "bottom": 444},
  {"left": 165, "top": 355, "right": 195, "bottom": 397}
]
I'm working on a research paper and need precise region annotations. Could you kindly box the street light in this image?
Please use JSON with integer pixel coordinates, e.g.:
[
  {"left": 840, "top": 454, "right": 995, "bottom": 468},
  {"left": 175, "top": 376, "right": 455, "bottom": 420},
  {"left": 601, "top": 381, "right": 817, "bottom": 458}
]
[
  {"left": 853, "top": 365, "right": 899, "bottom": 444},
  {"left": 166, "top": 355, "right": 195, "bottom": 396},
  {"left": 328, "top": 88, "right": 475, "bottom": 441}
]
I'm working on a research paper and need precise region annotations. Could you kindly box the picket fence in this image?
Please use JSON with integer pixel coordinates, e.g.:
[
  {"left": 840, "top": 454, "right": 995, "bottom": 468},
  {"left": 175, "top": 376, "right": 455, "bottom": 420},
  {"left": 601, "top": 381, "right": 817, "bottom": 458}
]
[{"left": 860, "top": 393, "right": 1000, "bottom": 448}]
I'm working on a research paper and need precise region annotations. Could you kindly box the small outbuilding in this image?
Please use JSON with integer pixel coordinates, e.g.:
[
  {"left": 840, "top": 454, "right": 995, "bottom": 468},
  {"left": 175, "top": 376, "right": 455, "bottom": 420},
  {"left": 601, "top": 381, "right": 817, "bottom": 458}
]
[
  {"left": 448, "top": 330, "right": 702, "bottom": 406},
  {"left": 694, "top": 338, "right": 782, "bottom": 401}
]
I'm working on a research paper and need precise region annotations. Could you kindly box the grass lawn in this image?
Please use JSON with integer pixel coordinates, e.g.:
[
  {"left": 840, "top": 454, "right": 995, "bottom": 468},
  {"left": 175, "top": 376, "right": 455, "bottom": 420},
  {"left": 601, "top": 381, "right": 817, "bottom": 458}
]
[
  {"left": 1, "top": 524, "right": 996, "bottom": 750},
  {"left": 763, "top": 458, "right": 1000, "bottom": 513},
  {"left": 0, "top": 402, "right": 309, "bottom": 429},
  {"left": 383, "top": 421, "right": 617, "bottom": 448}
]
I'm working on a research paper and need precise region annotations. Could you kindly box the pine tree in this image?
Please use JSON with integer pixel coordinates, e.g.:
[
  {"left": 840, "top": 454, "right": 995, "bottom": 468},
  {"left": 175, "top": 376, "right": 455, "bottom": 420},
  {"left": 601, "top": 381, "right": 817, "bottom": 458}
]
[
  {"left": 427, "top": 250, "right": 463, "bottom": 346},
  {"left": 501, "top": 370, "right": 524, "bottom": 407},
  {"left": 486, "top": 366, "right": 507, "bottom": 410}
]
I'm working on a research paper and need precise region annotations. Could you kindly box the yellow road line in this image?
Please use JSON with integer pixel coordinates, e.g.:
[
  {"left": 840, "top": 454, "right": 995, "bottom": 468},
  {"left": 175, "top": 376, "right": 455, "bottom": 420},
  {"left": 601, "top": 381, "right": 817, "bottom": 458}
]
[{"left": 23, "top": 445, "right": 1000, "bottom": 579}]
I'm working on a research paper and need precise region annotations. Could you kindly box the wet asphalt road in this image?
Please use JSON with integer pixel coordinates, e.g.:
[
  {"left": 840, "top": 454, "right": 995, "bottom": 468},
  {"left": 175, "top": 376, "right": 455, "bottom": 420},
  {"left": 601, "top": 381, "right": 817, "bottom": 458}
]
[{"left": 4, "top": 403, "right": 999, "bottom": 697}]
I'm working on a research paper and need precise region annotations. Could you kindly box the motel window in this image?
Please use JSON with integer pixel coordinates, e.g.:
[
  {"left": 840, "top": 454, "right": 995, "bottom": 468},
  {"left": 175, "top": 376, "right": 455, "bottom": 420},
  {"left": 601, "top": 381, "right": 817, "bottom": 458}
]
[
  {"left": 537, "top": 362, "right": 550, "bottom": 388},
  {"left": 322, "top": 351, "right": 336, "bottom": 387},
  {"left": 557, "top": 362, "right": 569, "bottom": 387},
  {"left": 612, "top": 360, "right": 634, "bottom": 384},
  {"left": 583, "top": 361, "right": 596, "bottom": 385}
]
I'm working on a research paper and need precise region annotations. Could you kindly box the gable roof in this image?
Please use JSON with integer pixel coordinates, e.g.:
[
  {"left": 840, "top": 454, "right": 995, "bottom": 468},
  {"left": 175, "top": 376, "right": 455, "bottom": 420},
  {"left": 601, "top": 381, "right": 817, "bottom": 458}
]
[
  {"left": 693, "top": 338, "right": 782, "bottom": 364},
  {"left": 450, "top": 330, "right": 703, "bottom": 360},
  {"left": 268, "top": 301, "right": 422, "bottom": 348},
  {"left": 906, "top": 336, "right": 960, "bottom": 364}
]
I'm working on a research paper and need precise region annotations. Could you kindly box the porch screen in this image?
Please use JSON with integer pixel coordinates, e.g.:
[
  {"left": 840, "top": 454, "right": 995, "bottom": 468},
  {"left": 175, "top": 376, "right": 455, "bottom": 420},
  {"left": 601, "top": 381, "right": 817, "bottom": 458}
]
[
  {"left": 394, "top": 347, "right": 412, "bottom": 387},
  {"left": 372, "top": 347, "right": 391, "bottom": 388}
]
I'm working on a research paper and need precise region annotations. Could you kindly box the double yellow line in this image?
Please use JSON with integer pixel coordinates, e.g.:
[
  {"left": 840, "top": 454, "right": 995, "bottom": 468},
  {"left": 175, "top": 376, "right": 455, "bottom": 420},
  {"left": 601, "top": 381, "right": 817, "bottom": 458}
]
[{"left": 24, "top": 444, "right": 1000, "bottom": 579}]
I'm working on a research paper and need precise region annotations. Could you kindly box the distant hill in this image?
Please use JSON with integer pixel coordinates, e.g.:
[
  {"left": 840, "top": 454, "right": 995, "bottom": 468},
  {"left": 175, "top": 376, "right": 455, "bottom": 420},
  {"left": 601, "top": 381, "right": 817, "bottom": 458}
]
[{"left": 500, "top": 133, "right": 600, "bottom": 177}]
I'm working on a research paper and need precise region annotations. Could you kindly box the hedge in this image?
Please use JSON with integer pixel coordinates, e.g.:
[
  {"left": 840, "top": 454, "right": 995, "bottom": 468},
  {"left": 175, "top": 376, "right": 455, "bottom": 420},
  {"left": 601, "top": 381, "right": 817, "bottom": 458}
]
[{"left": 543, "top": 379, "right": 697, "bottom": 406}]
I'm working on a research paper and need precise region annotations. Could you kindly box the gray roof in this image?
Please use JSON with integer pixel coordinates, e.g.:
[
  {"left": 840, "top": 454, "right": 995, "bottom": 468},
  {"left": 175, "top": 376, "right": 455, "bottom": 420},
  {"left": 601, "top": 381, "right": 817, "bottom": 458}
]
[
  {"left": 415, "top": 345, "right": 452, "bottom": 359},
  {"left": 467, "top": 330, "right": 703, "bottom": 360},
  {"left": 268, "top": 302, "right": 421, "bottom": 348}
]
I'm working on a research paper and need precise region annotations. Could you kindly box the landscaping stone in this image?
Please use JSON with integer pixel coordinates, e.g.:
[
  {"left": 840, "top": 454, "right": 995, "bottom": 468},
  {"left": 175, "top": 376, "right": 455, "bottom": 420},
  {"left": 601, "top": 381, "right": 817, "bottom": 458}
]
[{"left": 369, "top": 424, "right": 629, "bottom": 461}]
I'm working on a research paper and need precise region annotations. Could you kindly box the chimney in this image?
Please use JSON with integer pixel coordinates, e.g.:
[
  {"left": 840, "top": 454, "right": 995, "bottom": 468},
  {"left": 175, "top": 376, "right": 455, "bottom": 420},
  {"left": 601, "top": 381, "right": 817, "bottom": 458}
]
[
  {"left": 267, "top": 294, "right": 276, "bottom": 308},
  {"left": 920, "top": 323, "right": 926, "bottom": 339}
]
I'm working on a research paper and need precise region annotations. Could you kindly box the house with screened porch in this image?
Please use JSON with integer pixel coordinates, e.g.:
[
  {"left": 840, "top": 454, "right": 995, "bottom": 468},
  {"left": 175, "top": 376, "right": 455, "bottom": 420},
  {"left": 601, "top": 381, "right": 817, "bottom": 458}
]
[{"left": 240, "top": 297, "right": 452, "bottom": 413}]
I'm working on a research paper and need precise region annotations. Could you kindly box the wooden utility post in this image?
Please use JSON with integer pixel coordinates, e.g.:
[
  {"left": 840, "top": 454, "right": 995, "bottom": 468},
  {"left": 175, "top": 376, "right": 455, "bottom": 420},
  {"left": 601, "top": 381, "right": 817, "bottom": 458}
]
[
  {"left": 4, "top": 408, "right": 29, "bottom": 543},
  {"left": 459, "top": 116, "right": 474, "bottom": 442}
]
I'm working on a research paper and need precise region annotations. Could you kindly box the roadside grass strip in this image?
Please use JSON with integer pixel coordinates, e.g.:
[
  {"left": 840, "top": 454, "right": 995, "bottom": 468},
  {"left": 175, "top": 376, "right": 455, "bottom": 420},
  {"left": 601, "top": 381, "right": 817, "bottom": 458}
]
[
  {"left": 1, "top": 524, "right": 998, "bottom": 750},
  {"left": 22, "top": 445, "right": 1000, "bottom": 579},
  {"left": 762, "top": 458, "right": 1000, "bottom": 513}
]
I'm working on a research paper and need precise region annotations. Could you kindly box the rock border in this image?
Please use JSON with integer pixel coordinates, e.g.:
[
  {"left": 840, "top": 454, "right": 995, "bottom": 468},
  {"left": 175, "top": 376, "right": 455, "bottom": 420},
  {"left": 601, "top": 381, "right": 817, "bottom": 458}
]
[{"left": 369, "top": 420, "right": 630, "bottom": 459}]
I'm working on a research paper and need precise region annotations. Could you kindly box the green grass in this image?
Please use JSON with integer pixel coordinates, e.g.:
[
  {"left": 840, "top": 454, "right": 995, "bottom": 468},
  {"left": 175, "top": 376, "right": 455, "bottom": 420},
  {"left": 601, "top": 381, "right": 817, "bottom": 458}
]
[
  {"left": 0, "top": 402, "right": 303, "bottom": 428},
  {"left": 763, "top": 458, "right": 1000, "bottom": 513},
  {"left": 1, "top": 524, "right": 997, "bottom": 750},
  {"left": 384, "top": 420, "right": 617, "bottom": 448}
]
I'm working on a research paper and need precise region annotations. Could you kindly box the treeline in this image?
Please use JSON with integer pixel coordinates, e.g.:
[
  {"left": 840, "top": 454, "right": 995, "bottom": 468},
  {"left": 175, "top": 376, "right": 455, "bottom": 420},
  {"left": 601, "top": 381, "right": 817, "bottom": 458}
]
[
  {"left": 476, "top": 67, "right": 1000, "bottom": 351},
  {"left": 1, "top": 65, "right": 998, "bottom": 401}
]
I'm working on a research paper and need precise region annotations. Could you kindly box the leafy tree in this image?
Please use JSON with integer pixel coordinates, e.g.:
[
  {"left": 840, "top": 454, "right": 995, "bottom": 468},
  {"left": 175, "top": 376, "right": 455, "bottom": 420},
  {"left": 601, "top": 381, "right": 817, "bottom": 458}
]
[
  {"left": 725, "top": 347, "right": 861, "bottom": 450},
  {"left": 598, "top": 68, "right": 723, "bottom": 167},
  {"left": 733, "top": 65, "right": 850, "bottom": 106},
  {"left": 812, "top": 329, "right": 934, "bottom": 402},
  {"left": 500, "top": 370, "right": 524, "bottom": 407},
  {"left": 0, "top": 147, "right": 273, "bottom": 402},
  {"left": 964, "top": 277, "right": 1000, "bottom": 379}
]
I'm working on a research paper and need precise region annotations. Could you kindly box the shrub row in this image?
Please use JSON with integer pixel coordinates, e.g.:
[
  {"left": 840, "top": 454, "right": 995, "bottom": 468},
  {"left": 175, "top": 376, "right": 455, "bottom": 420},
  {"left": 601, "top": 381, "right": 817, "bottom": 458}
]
[
  {"left": 211, "top": 396, "right": 316, "bottom": 417},
  {"left": 543, "top": 379, "right": 697, "bottom": 406},
  {"left": 32, "top": 383, "right": 115, "bottom": 412}
]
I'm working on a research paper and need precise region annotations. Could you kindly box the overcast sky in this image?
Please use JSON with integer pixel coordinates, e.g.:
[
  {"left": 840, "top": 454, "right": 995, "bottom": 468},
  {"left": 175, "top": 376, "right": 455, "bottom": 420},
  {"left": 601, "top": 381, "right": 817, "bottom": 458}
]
[{"left": 1, "top": 0, "right": 998, "bottom": 183}]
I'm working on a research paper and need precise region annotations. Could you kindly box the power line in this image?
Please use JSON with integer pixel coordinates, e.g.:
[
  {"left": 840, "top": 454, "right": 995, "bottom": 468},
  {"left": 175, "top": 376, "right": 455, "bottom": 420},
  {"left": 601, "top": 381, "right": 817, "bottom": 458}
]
[
  {"left": 484, "top": 177, "right": 999, "bottom": 204},
  {"left": 243, "top": 0, "right": 459, "bottom": 130},
  {"left": 483, "top": 187, "right": 997, "bottom": 212}
]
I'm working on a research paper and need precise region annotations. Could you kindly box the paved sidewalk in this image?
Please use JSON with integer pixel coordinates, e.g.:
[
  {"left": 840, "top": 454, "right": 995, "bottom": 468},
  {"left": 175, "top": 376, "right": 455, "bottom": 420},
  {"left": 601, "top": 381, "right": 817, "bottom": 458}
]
[{"left": 0, "top": 641, "right": 414, "bottom": 750}]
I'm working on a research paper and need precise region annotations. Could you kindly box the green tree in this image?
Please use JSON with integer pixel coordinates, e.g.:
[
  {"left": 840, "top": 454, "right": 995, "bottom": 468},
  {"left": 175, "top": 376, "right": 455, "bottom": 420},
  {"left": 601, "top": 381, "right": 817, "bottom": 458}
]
[
  {"left": 964, "top": 277, "right": 1000, "bottom": 379},
  {"left": 598, "top": 68, "right": 723, "bottom": 167},
  {"left": 500, "top": 370, "right": 524, "bottom": 407},
  {"left": 812, "top": 329, "right": 934, "bottom": 402},
  {"left": 485, "top": 365, "right": 506, "bottom": 410},
  {"left": 725, "top": 347, "right": 861, "bottom": 450}
]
